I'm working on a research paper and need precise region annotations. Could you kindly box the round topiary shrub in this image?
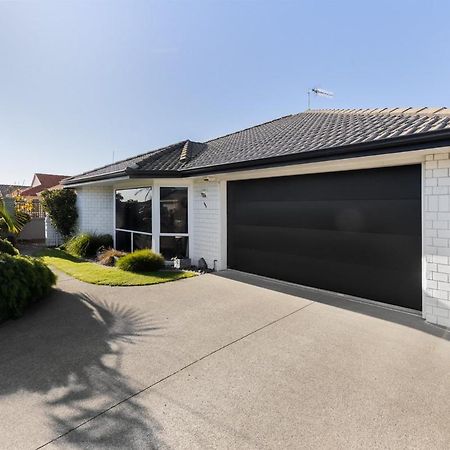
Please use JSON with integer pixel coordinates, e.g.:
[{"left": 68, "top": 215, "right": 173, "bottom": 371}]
[
  {"left": 0, "top": 253, "right": 56, "bottom": 320},
  {"left": 116, "top": 249, "right": 164, "bottom": 273},
  {"left": 0, "top": 237, "right": 19, "bottom": 256},
  {"left": 65, "top": 233, "right": 113, "bottom": 258}
]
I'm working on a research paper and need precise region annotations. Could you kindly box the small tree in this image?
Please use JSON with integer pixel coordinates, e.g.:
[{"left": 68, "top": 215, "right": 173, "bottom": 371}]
[{"left": 41, "top": 189, "right": 78, "bottom": 239}]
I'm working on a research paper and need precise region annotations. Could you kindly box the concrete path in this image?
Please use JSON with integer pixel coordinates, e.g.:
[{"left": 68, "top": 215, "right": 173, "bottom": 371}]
[{"left": 1, "top": 270, "right": 450, "bottom": 449}]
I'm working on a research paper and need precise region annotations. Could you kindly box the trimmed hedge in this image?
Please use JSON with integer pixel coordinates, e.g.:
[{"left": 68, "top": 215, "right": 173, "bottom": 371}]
[
  {"left": 65, "top": 233, "right": 113, "bottom": 258},
  {"left": 0, "top": 237, "right": 18, "bottom": 256},
  {"left": 116, "top": 249, "right": 164, "bottom": 273},
  {"left": 0, "top": 254, "right": 56, "bottom": 320}
]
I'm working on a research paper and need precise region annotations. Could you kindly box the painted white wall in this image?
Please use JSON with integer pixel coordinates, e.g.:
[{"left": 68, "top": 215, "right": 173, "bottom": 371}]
[
  {"left": 191, "top": 179, "right": 226, "bottom": 270},
  {"left": 76, "top": 185, "right": 114, "bottom": 235},
  {"left": 422, "top": 152, "right": 450, "bottom": 327},
  {"left": 45, "top": 215, "right": 63, "bottom": 246}
]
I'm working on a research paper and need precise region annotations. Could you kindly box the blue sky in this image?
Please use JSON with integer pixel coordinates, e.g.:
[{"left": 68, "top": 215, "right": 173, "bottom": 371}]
[{"left": 0, "top": 0, "right": 449, "bottom": 185}]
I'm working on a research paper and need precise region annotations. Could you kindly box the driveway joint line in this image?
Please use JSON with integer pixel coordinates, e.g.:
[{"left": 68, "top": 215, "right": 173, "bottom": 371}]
[{"left": 36, "top": 300, "right": 315, "bottom": 449}]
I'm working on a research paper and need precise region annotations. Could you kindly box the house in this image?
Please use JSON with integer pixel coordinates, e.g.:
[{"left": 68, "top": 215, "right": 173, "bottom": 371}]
[
  {"left": 20, "top": 173, "right": 69, "bottom": 199},
  {"left": 0, "top": 184, "right": 29, "bottom": 199},
  {"left": 63, "top": 107, "right": 450, "bottom": 327},
  {"left": 19, "top": 173, "right": 69, "bottom": 218},
  {"left": 16, "top": 173, "right": 69, "bottom": 242}
]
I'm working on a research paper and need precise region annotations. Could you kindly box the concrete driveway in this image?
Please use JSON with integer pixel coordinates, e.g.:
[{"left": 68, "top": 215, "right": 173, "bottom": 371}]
[{"left": 1, "top": 270, "right": 450, "bottom": 449}]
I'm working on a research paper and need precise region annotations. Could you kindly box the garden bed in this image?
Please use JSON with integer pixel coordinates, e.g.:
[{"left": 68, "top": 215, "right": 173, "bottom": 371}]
[{"left": 38, "top": 248, "right": 197, "bottom": 286}]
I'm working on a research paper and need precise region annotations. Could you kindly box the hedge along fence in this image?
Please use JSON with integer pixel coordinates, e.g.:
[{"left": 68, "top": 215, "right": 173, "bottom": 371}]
[{"left": 0, "top": 253, "right": 56, "bottom": 320}]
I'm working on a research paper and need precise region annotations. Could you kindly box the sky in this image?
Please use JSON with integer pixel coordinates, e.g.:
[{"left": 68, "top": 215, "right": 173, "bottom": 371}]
[{"left": 1, "top": 0, "right": 449, "bottom": 185}]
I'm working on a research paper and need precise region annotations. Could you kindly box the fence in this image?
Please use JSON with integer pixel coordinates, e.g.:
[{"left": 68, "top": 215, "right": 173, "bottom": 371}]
[
  {"left": 45, "top": 215, "right": 63, "bottom": 246},
  {"left": 14, "top": 198, "right": 45, "bottom": 218}
]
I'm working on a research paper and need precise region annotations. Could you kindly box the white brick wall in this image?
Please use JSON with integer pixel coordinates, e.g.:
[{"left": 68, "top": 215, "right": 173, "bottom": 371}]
[
  {"left": 423, "top": 152, "right": 450, "bottom": 327},
  {"left": 191, "top": 180, "right": 224, "bottom": 270},
  {"left": 76, "top": 185, "right": 113, "bottom": 236}
]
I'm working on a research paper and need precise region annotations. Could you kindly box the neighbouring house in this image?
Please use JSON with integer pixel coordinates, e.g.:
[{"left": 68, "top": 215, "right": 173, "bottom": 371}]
[
  {"left": 20, "top": 173, "right": 69, "bottom": 204},
  {"left": 18, "top": 173, "right": 69, "bottom": 242},
  {"left": 63, "top": 107, "right": 450, "bottom": 327},
  {"left": 0, "top": 184, "right": 29, "bottom": 199}
]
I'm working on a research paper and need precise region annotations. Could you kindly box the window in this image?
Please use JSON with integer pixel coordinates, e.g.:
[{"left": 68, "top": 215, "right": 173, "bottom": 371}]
[
  {"left": 159, "top": 187, "right": 189, "bottom": 259},
  {"left": 114, "top": 185, "right": 190, "bottom": 259},
  {"left": 115, "top": 230, "right": 132, "bottom": 253},
  {"left": 115, "top": 187, "right": 152, "bottom": 252},
  {"left": 160, "top": 236, "right": 188, "bottom": 259},
  {"left": 160, "top": 187, "right": 188, "bottom": 233}
]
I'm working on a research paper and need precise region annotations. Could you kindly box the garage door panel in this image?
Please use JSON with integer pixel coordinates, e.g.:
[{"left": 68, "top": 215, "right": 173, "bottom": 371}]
[
  {"left": 232, "top": 199, "right": 420, "bottom": 235},
  {"left": 228, "top": 165, "right": 421, "bottom": 310},
  {"left": 231, "top": 224, "right": 420, "bottom": 271},
  {"left": 235, "top": 168, "right": 420, "bottom": 202},
  {"left": 231, "top": 246, "right": 421, "bottom": 310}
]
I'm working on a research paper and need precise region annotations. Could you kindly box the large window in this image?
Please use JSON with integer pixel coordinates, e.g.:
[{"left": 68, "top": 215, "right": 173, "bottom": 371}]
[
  {"left": 115, "top": 187, "right": 152, "bottom": 252},
  {"left": 159, "top": 187, "right": 189, "bottom": 259},
  {"left": 114, "top": 185, "right": 190, "bottom": 259}
]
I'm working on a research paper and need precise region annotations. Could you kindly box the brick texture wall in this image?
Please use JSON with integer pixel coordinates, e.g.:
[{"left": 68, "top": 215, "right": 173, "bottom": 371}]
[
  {"left": 76, "top": 185, "right": 114, "bottom": 236},
  {"left": 423, "top": 152, "right": 450, "bottom": 327},
  {"left": 192, "top": 180, "right": 223, "bottom": 270}
]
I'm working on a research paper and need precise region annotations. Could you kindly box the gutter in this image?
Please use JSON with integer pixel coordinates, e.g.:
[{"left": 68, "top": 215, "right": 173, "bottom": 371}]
[
  {"left": 62, "top": 170, "right": 131, "bottom": 186},
  {"left": 63, "top": 128, "right": 450, "bottom": 185}
]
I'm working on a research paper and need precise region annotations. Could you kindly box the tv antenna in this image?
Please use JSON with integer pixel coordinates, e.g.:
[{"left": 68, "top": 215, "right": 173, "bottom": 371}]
[{"left": 308, "top": 87, "right": 334, "bottom": 109}]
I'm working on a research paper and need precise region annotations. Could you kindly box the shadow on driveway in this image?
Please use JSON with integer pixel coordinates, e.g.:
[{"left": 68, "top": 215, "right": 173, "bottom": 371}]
[
  {"left": 0, "top": 289, "right": 166, "bottom": 449},
  {"left": 216, "top": 270, "right": 450, "bottom": 341}
]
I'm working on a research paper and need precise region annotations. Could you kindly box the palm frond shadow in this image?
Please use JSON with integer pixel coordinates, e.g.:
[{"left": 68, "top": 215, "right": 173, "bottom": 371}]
[{"left": 0, "top": 290, "right": 168, "bottom": 448}]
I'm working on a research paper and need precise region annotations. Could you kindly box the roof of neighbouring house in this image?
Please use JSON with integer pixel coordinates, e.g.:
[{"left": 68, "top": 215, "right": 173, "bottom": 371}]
[
  {"left": 0, "top": 184, "right": 29, "bottom": 198},
  {"left": 21, "top": 173, "right": 70, "bottom": 197},
  {"left": 63, "top": 107, "right": 450, "bottom": 185}
]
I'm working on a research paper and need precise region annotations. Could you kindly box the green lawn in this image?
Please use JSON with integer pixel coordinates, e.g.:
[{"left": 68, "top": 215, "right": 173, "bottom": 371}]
[{"left": 38, "top": 248, "right": 197, "bottom": 286}]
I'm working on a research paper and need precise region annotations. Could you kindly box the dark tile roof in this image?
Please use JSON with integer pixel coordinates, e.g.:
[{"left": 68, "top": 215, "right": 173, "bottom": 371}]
[
  {"left": 65, "top": 107, "right": 450, "bottom": 184},
  {"left": 0, "top": 184, "right": 29, "bottom": 198},
  {"left": 65, "top": 141, "right": 188, "bottom": 183}
]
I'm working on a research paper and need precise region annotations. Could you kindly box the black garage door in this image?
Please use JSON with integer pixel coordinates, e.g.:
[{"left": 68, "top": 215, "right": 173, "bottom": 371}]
[{"left": 227, "top": 165, "right": 422, "bottom": 310}]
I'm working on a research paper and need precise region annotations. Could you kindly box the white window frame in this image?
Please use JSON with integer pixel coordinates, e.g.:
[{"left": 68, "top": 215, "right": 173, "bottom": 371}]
[
  {"left": 113, "top": 180, "right": 193, "bottom": 258},
  {"left": 113, "top": 186, "right": 153, "bottom": 253},
  {"left": 155, "top": 181, "right": 192, "bottom": 257}
]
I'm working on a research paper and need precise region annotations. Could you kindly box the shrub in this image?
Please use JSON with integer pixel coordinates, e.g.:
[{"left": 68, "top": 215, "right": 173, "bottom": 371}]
[
  {"left": 0, "top": 198, "right": 28, "bottom": 234},
  {"left": 65, "top": 233, "right": 113, "bottom": 258},
  {"left": 41, "top": 189, "right": 78, "bottom": 238},
  {"left": 0, "top": 237, "right": 19, "bottom": 256},
  {"left": 0, "top": 253, "right": 56, "bottom": 320},
  {"left": 116, "top": 249, "right": 164, "bottom": 273},
  {"left": 97, "top": 248, "right": 126, "bottom": 266}
]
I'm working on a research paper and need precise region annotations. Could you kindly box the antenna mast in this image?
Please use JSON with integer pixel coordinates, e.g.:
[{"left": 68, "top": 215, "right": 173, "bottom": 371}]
[{"left": 308, "top": 87, "right": 334, "bottom": 109}]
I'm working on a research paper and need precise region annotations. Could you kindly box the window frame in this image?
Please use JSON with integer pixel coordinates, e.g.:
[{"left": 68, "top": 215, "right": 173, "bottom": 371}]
[
  {"left": 114, "top": 186, "right": 153, "bottom": 253},
  {"left": 158, "top": 185, "right": 190, "bottom": 258},
  {"left": 159, "top": 186, "right": 189, "bottom": 236},
  {"left": 113, "top": 181, "right": 193, "bottom": 258}
]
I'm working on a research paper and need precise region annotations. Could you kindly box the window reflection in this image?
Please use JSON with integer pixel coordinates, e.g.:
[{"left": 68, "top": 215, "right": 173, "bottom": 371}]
[
  {"left": 133, "top": 233, "right": 152, "bottom": 251},
  {"left": 160, "top": 236, "right": 188, "bottom": 259},
  {"left": 160, "top": 187, "right": 188, "bottom": 233},
  {"left": 115, "top": 230, "right": 131, "bottom": 252},
  {"left": 116, "top": 187, "right": 152, "bottom": 233}
]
